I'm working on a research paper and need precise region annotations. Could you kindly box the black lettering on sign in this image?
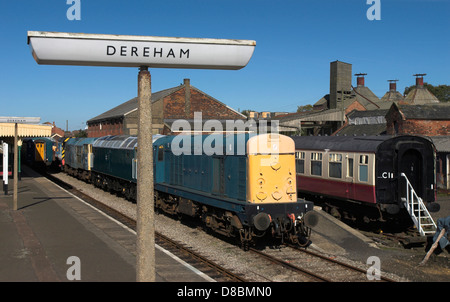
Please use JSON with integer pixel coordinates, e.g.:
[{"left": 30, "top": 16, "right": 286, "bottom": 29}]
[
  {"left": 154, "top": 48, "right": 163, "bottom": 57},
  {"left": 105, "top": 45, "right": 191, "bottom": 59},
  {"left": 143, "top": 47, "right": 150, "bottom": 57},
  {"left": 180, "top": 49, "right": 189, "bottom": 58},
  {"left": 131, "top": 47, "right": 138, "bottom": 57},
  {"left": 106, "top": 45, "right": 116, "bottom": 55},
  {"left": 120, "top": 46, "right": 127, "bottom": 56},
  {"left": 167, "top": 48, "right": 175, "bottom": 58}
]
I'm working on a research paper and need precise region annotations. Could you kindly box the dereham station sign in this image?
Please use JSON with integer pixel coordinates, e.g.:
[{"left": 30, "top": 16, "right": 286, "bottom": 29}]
[{"left": 27, "top": 31, "right": 256, "bottom": 70}]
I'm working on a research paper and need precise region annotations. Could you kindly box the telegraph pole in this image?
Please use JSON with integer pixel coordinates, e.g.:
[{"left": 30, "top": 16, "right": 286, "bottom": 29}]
[{"left": 136, "top": 66, "right": 155, "bottom": 281}]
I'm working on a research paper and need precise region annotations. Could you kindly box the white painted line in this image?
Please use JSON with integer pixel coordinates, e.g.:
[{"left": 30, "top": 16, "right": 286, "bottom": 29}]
[{"left": 44, "top": 176, "right": 216, "bottom": 282}]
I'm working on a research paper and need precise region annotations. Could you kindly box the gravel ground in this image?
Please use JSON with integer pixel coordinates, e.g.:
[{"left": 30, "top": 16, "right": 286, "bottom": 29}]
[{"left": 50, "top": 171, "right": 449, "bottom": 282}]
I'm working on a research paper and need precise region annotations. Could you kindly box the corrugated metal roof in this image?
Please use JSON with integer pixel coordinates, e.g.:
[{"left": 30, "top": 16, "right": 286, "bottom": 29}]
[
  {"left": 0, "top": 123, "right": 52, "bottom": 137},
  {"left": 334, "top": 124, "right": 387, "bottom": 136}
]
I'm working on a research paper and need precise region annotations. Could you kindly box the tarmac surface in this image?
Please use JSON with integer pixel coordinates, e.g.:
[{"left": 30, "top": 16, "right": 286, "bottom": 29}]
[{"left": 0, "top": 167, "right": 212, "bottom": 282}]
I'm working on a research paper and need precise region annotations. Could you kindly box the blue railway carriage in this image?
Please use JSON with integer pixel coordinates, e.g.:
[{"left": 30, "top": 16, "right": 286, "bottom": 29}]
[
  {"left": 90, "top": 135, "right": 163, "bottom": 200},
  {"left": 64, "top": 137, "right": 100, "bottom": 181},
  {"left": 22, "top": 137, "right": 57, "bottom": 166}
]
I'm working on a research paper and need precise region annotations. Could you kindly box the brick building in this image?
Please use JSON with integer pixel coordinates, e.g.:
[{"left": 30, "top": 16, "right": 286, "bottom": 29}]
[
  {"left": 87, "top": 79, "right": 245, "bottom": 137},
  {"left": 43, "top": 121, "right": 65, "bottom": 139},
  {"left": 385, "top": 103, "right": 450, "bottom": 136}
]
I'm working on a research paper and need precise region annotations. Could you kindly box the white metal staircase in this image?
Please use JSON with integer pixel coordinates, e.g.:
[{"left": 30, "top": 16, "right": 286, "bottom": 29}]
[{"left": 400, "top": 173, "right": 437, "bottom": 236}]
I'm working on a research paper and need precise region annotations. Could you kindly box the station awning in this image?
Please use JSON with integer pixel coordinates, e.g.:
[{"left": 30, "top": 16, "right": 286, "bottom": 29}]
[{"left": 0, "top": 123, "right": 52, "bottom": 138}]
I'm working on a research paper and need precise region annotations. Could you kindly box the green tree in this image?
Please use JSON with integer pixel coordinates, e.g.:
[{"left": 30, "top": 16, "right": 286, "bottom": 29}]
[{"left": 297, "top": 104, "right": 314, "bottom": 113}]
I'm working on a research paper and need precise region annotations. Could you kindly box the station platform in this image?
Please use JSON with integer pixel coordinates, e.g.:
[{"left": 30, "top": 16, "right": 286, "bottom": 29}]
[{"left": 0, "top": 167, "right": 213, "bottom": 282}]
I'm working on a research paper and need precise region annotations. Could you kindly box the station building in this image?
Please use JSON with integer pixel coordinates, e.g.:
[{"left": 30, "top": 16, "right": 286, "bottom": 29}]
[{"left": 86, "top": 79, "right": 245, "bottom": 137}]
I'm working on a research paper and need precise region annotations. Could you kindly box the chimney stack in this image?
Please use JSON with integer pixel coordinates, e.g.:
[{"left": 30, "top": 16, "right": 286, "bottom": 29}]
[
  {"left": 184, "top": 78, "right": 191, "bottom": 117},
  {"left": 413, "top": 74, "right": 426, "bottom": 87},
  {"left": 388, "top": 79, "right": 398, "bottom": 91},
  {"left": 329, "top": 61, "right": 352, "bottom": 110},
  {"left": 355, "top": 73, "right": 367, "bottom": 87}
]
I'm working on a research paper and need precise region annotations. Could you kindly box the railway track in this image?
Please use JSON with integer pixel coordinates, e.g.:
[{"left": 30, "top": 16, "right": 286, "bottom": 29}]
[
  {"left": 42, "top": 170, "right": 247, "bottom": 282},
  {"left": 41, "top": 168, "right": 398, "bottom": 282},
  {"left": 286, "top": 244, "right": 396, "bottom": 282}
]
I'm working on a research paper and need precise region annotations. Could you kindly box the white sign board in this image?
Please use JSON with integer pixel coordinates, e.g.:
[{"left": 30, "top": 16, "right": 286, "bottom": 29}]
[
  {"left": 0, "top": 117, "right": 41, "bottom": 124},
  {"left": 28, "top": 31, "right": 256, "bottom": 70}
]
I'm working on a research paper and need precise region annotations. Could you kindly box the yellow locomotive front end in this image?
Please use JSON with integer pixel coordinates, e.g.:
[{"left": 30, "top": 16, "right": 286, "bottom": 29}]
[
  {"left": 247, "top": 133, "right": 297, "bottom": 203},
  {"left": 241, "top": 133, "right": 317, "bottom": 249}
]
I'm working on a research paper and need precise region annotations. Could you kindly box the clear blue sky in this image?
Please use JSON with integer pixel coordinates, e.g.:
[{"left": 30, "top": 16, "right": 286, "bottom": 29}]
[{"left": 1, "top": 0, "right": 449, "bottom": 131}]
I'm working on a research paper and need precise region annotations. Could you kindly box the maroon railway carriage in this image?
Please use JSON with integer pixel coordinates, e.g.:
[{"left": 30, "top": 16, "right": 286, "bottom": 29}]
[{"left": 292, "top": 135, "right": 437, "bottom": 222}]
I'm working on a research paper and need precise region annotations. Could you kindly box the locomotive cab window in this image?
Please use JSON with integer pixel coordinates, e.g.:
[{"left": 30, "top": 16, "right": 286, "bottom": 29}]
[
  {"left": 329, "top": 153, "right": 342, "bottom": 178},
  {"left": 295, "top": 151, "right": 305, "bottom": 174},
  {"left": 158, "top": 145, "right": 164, "bottom": 161},
  {"left": 359, "top": 155, "right": 369, "bottom": 182},
  {"left": 311, "top": 152, "right": 322, "bottom": 176}
]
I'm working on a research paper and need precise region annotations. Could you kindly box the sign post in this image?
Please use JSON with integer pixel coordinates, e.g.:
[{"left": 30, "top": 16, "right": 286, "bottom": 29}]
[
  {"left": 136, "top": 66, "right": 155, "bottom": 281},
  {"left": 28, "top": 31, "right": 255, "bottom": 282},
  {"left": 2, "top": 142, "right": 7, "bottom": 195},
  {"left": 13, "top": 123, "right": 18, "bottom": 210}
]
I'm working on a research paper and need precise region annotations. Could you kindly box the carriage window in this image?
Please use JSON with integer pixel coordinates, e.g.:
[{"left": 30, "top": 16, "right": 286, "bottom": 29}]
[
  {"left": 295, "top": 151, "right": 305, "bottom": 174},
  {"left": 347, "top": 158, "right": 354, "bottom": 177},
  {"left": 329, "top": 153, "right": 342, "bottom": 178},
  {"left": 311, "top": 152, "right": 322, "bottom": 176},
  {"left": 359, "top": 155, "right": 369, "bottom": 182}
]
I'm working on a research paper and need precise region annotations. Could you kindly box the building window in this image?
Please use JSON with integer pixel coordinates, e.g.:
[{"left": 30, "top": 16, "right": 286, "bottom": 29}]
[
  {"left": 311, "top": 152, "right": 322, "bottom": 176},
  {"left": 329, "top": 153, "right": 342, "bottom": 178},
  {"left": 359, "top": 155, "right": 369, "bottom": 182},
  {"left": 295, "top": 151, "right": 305, "bottom": 174}
]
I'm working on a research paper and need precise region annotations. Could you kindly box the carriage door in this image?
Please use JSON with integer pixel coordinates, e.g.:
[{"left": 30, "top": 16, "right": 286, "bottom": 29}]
[
  {"left": 35, "top": 142, "right": 45, "bottom": 162},
  {"left": 447, "top": 154, "right": 450, "bottom": 190},
  {"left": 345, "top": 154, "right": 355, "bottom": 200},
  {"left": 399, "top": 149, "right": 423, "bottom": 199},
  {"left": 212, "top": 156, "right": 225, "bottom": 195}
]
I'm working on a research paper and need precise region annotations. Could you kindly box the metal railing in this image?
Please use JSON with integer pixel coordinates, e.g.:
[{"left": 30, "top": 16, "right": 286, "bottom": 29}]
[{"left": 400, "top": 173, "right": 436, "bottom": 236}]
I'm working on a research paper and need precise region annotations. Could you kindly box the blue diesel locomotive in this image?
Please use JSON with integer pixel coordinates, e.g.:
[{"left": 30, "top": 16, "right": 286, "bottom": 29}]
[{"left": 63, "top": 133, "right": 317, "bottom": 248}]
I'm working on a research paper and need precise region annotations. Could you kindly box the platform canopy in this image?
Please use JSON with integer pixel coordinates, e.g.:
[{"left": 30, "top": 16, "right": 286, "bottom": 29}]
[{"left": 0, "top": 123, "right": 51, "bottom": 138}]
